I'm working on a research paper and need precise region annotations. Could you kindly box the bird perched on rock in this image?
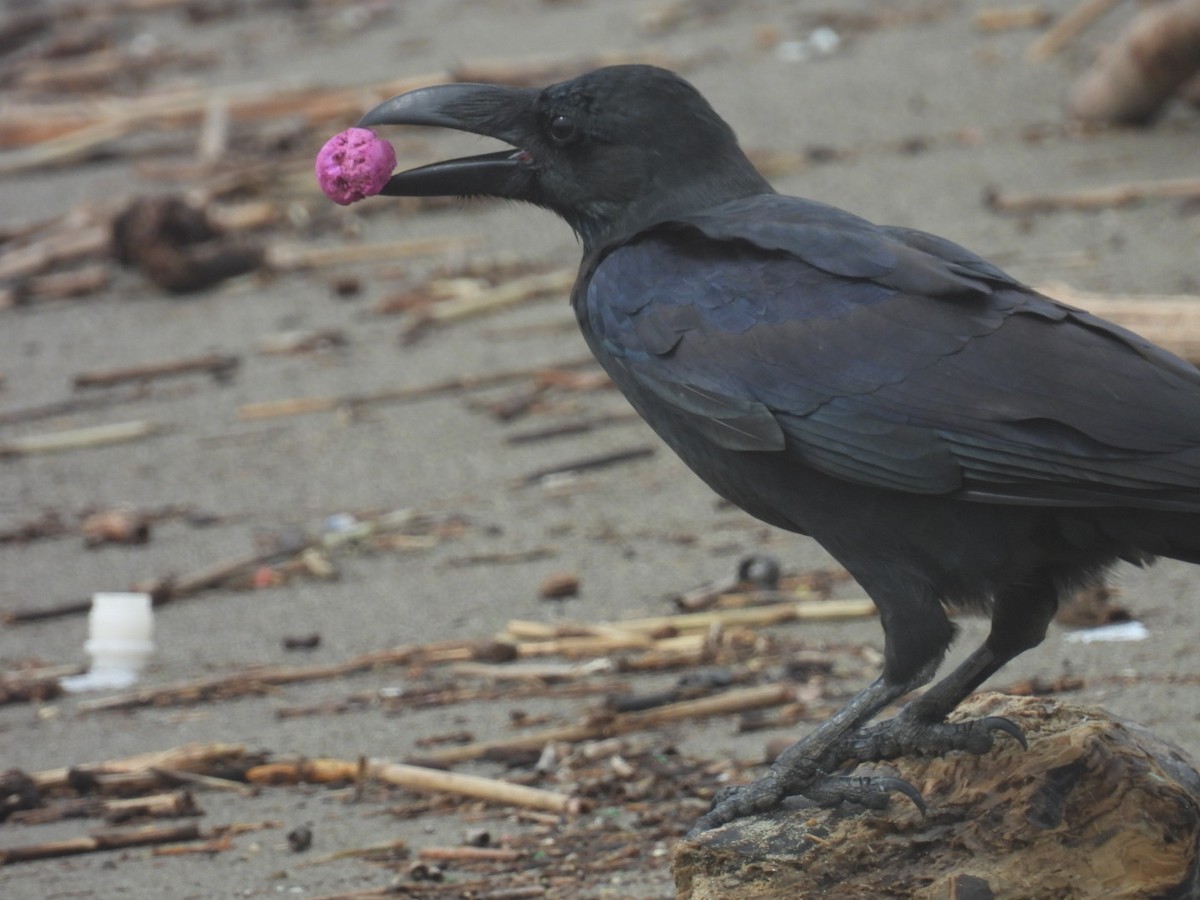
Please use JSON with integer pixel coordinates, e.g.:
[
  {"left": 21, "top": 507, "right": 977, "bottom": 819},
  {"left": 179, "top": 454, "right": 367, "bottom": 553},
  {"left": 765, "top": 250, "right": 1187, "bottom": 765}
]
[{"left": 349, "top": 64, "right": 1200, "bottom": 831}]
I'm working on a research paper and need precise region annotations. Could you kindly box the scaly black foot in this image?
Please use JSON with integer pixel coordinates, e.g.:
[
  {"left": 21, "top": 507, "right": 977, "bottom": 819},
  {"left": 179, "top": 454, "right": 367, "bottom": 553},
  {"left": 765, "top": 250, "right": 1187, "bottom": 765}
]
[
  {"left": 845, "top": 712, "right": 1026, "bottom": 762},
  {"left": 689, "top": 712, "right": 1024, "bottom": 835},
  {"left": 802, "top": 772, "right": 926, "bottom": 812},
  {"left": 690, "top": 767, "right": 923, "bottom": 835}
]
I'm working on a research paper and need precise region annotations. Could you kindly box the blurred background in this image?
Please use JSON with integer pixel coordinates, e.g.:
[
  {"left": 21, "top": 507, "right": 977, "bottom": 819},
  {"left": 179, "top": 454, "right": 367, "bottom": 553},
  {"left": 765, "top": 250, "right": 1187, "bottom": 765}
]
[{"left": 1, "top": 1, "right": 1197, "bottom": 896}]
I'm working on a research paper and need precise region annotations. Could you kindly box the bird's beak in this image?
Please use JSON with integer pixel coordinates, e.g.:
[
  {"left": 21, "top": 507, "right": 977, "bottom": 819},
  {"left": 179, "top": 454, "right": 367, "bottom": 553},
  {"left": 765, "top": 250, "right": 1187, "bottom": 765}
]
[{"left": 358, "top": 83, "right": 539, "bottom": 199}]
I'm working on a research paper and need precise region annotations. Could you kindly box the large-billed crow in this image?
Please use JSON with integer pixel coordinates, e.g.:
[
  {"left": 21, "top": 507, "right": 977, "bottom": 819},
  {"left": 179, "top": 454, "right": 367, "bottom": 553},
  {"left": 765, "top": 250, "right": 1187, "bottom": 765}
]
[{"left": 358, "top": 65, "right": 1200, "bottom": 831}]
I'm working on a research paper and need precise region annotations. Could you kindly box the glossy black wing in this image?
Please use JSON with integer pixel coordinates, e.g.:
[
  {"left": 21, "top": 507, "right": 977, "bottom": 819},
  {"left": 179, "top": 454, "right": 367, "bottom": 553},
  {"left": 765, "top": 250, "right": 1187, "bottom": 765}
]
[{"left": 579, "top": 196, "right": 1200, "bottom": 511}]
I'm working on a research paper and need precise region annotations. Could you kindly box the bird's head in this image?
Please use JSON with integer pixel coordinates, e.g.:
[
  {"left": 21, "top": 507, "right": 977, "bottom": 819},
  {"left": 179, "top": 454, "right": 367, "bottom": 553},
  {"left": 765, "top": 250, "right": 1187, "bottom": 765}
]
[{"left": 359, "top": 65, "right": 770, "bottom": 251}]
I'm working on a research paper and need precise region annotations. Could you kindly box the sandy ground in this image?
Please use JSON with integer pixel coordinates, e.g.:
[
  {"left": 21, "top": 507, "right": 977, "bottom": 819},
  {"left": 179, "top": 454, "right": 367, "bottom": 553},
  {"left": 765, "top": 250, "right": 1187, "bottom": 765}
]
[{"left": 2, "top": 1, "right": 1199, "bottom": 897}]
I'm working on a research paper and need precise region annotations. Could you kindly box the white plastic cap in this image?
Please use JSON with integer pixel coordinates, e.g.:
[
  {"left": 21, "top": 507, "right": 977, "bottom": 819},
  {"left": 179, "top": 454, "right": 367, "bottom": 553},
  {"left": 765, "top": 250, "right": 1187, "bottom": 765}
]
[{"left": 62, "top": 592, "right": 155, "bottom": 692}]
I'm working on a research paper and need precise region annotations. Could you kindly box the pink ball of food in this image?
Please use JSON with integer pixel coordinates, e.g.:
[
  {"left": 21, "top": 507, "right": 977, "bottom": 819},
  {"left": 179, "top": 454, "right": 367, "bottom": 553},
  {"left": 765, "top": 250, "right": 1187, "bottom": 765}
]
[{"left": 315, "top": 127, "right": 397, "bottom": 205}]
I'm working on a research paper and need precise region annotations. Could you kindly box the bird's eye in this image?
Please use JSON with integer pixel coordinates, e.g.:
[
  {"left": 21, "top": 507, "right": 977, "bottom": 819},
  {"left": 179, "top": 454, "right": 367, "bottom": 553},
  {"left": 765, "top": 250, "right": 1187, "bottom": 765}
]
[{"left": 548, "top": 114, "right": 579, "bottom": 145}]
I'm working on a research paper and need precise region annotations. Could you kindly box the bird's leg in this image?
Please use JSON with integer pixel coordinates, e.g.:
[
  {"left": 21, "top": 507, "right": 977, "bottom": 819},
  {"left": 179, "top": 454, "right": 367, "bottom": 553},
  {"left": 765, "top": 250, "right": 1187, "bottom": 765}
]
[
  {"left": 843, "top": 579, "right": 1059, "bottom": 763},
  {"left": 692, "top": 567, "right": 958, "bottom": 833},
  {"left": 839, "top": 644, "right": 1026, "bottom": 762},
  {"left": 690, "top": 672, "right": 925, "bottom": 833},
  {"left": 691, "top": 579, "right": 1058, "bottom": 833}
]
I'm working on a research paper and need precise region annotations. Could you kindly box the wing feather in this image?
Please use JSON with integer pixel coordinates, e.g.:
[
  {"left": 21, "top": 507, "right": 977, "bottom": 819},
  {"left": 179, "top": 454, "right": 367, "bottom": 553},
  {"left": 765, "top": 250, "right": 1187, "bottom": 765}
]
[{"left": 579, "top": 199, "right": 1200, "bottom": 511}]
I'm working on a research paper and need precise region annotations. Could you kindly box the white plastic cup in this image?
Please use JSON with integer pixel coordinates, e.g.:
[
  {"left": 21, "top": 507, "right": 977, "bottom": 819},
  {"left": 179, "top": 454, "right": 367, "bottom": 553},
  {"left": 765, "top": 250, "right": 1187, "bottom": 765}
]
[
  {"left": 86, "top": 592, "right": 154, "bottom": 673},
  {"left": 60, "top": 592, "right": 156, "bottom": 691}
]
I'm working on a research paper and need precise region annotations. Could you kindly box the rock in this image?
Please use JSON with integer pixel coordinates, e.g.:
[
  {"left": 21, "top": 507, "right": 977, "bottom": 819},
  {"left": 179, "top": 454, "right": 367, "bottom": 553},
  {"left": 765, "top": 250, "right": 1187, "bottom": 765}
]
[
  {"left": 674, "top": 693, "right": 1200, "bottom": 899},
  {"left": 111, "top": 195, "right": 264, "bottom": 294},
  {"left": 1068, "top": 0, "right": 1200, "bottom": 125}
]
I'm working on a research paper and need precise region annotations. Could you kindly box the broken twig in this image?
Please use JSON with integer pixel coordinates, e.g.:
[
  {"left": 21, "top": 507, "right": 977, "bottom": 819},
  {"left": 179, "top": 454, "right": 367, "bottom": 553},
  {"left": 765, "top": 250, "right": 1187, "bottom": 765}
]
[
  {"left": 243, "top": 757, "right": 580, "bottom": 815},
  {"left": 521, "top": 446, "right": 657, "bottom": 484},
  {"left": 72, "top": 353, "right": 238, "bottom": 389},
  {"left": 985, "top": 177, "right": 1200, "bottom": 213},
  {"left": 1026, "top": 0, "right": 1121, "bottom": 62},
  {"left": 415, "top": 682, "right": 795, "bottom": 766},
  {"left": 236, "top": 356, "right": 597, "bottom": 421},
  {"left": 1038, "top": 282, "right": 1200, "bottom": 364},
  {"left": 0, "top": 823, "right": 203, "bottom": 866},
  {"left": 0, "top": 420, "right": 159, "bottom": 459}
]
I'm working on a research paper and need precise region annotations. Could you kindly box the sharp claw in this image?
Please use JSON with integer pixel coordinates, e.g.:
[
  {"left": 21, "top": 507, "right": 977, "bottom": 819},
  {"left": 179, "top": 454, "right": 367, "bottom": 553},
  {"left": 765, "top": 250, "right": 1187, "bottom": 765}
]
[
  {"left": 874, "top": 775, "right": 926, "bottom": 814},
  {"left": 687, "top": 813, "right": 720, "bottom": 838},
  {"left": 982, "top": 715, "right": 1028, "bottom": 750}
]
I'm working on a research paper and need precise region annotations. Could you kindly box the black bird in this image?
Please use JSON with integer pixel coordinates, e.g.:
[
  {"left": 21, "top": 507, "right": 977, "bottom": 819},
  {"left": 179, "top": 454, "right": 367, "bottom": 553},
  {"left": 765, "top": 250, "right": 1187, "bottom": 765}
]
[{"left": 358, "top": 65, "right": 1200, "bottom": 831}]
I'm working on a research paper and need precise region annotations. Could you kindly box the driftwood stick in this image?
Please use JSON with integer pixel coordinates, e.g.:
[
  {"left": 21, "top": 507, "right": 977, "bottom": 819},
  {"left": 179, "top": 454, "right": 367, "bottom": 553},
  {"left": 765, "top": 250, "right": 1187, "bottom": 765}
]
[
  {"left": 986, "top": 176, "right": 1200, "bottom": 213},
  {"left": 75, "top": 639, "right": 514, "bottom": 713},
  {"left": 13, "top": 790, "right": 202, "bottom": 827},
  {"left": 401, "top": 268, "right": 576, "bottom": 340},
  {"left": 4, "top": 49, "right": 695, "bottom": 147},
  {"left": 17, "top": 48, "right": 216, "bottom": 96},
  {"left": 0, "top": 823, "right": 204, "bottom": 865},
  {"left": 265, "top": 236, "right": 476, "bottom": 272},
  {"left": 1038, "top": 283, "right": 1200, "bottom": 364},
  {"left": 72, "top": 667, "right": 344, "bottom": 713},
  {"left": 151, "top": 767, "right": 259, "bottom": 797},
  {"left": 447, "top": 49, "right": 697, "bottom": 86},
  {"left": 196, "top": 96, "right": 230, "bottom": 168},
  {"left": 65, "top": 593, "right": 858, "bottom": 715},
  {"left": 510, "top": 633, "right": 659, "bottom": 659},
  {"left": 242, "top": 756, "right": 365, "bottom": 786},
  {"left": 256, "top": 327, "right": 348, "bottom": 355},
  {"left": 416, "top": 682, "right": 795, "bottom": 766},
  {"left": 147, "top": 548, "right": 298, "bottom": 602},
  {"left": 973, "top": 6, "right": 1052, "bottom": 32},
  {"left": 0, "top": 387, "right": 146, "bottom": 428},
  {"left": 29, "top": 742, "right": 248, "bottom": 792},
  {"left": 235, "top": 394, "right": 343, "bottom": 420},
  {"left": 236, "top": 355, "right": 597, "bottom": 421},
  {"left": 370, "top": 760, "right": 581, "bottom": 814},
  {"left": 206, "top": 200, "right": 279, "bottom": 233},
  {"left": 0, "top": 10, "right": 51, "bottom": 55},
  {"left": 504, "top": 411, "right": 638, "bottom": 445},
  {"left": 0, "top": 51, "right": 700, "bottom": 175},
  {"left": 520, "top": 446, "right": 657, "bottom": 484},
  {"left": 0, "top": 222, "right": 111, "bottom": 280},
  {"left": 1026, "top": 0, "right": 1121, "bottom": 62},
  {"left": 620, "top": 597, "right": 878, "bottom": 631},
  {"left": 502, "top": 598, "right": 877, "bottom": 644},
  {"left": 2, "top": 546, "right": 284, "bottom": 625},
  {"left": 22, "top": 263, "right": 111, "bottom": 302},
  {"left": 305, "top": 885, "right": 461, "bottom": 900},
  {"left": 243, "top": 756, "right": 580, "bottom": 814},
  {"left": 501, "top": 628, "right": 716, "bottom": 663},
  {"left": 151, "top": 834, "right": 234, "bottom": 857},
  {"left": 418, "top": 845, "right": 524, "bottom": 862},
  {"left": 448, "top": 659, "right": 622, "bottom": 681},
  {"left": 0, "top": 116, "right": 142, "bottom": 175},
  {"left": 1, "top": 600, "right": 92, "bottom": 626},
  {"left": 0, "top": 420, "right": 159, "bottom": 459},
  {"left": 100, "top": 791, "right": 202, "bottom": 823},
  {"left": 0, "top": 670, "right": 66, "bottom": 704},
  {"left": 293, "top": 838, "right": 410, "bottom": 867},
  {"left": 618, "top": 639, "right": 713, "bottom": 672},
  {"left": 73, "top": 353, "right": 239, "bottom": 389},
  {"left": 9, "top": 509, "right": 456, "bottom": 625},
  {"left": 0, "top": 71, "right": 434, "bottom": 161}
]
